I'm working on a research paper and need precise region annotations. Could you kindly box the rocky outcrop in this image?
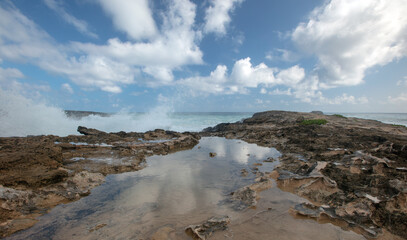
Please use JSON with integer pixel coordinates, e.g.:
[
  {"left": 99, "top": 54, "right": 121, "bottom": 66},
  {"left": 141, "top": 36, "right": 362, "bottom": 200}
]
[
  {"left": 202, "top": 110, "right": 407, "bottom": 239},
  {"left": 0, "top": 128, "right": 200, "bottom": 238}
]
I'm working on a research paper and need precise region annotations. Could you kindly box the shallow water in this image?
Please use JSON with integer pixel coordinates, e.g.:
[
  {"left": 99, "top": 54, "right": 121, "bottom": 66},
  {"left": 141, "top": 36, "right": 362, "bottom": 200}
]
[{"left": 7, "top": 137, "right": 365, "bottom": 240}]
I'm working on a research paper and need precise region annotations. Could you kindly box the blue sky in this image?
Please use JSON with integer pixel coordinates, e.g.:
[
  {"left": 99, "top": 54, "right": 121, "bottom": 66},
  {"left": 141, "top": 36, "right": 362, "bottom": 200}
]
[{"left": 0, "top": 0, "right": 406, "bottom": 113}]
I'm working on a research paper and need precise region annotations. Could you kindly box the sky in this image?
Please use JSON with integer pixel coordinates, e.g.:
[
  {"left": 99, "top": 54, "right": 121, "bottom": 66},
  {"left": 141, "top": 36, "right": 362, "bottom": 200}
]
[{"left": 0, "top": 0, "right": 406, "bottom": 113}]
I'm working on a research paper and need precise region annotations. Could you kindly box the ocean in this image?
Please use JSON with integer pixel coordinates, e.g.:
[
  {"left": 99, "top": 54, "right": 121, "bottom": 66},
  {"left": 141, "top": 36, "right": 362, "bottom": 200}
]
[
  {"left": 1, "top": 98, "right": 406, "bottom": 137},
  {"left": 338, "top": 113, "right": 407, "bottom": 126}
]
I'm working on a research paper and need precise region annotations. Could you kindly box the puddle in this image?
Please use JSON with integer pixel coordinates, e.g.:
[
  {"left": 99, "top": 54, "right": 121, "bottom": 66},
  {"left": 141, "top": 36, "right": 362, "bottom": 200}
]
[{"left": 7, "top": 137, "right": 365, "bottom": 240}]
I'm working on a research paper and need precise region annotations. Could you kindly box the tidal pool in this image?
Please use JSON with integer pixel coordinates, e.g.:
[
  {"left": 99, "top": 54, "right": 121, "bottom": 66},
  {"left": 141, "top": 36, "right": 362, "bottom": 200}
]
[{"left": 7, "top": 137, "right": 365, "bottom": 240}]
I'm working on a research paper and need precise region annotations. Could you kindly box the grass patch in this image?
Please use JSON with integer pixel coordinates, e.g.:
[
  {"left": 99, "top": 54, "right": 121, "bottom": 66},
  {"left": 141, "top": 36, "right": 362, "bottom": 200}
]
[
  {"left": 332, "top": 114, "right": 347, "bottom": 118},
  {"left": 300, "top": 119, "right": 328, "bottom": 125}
]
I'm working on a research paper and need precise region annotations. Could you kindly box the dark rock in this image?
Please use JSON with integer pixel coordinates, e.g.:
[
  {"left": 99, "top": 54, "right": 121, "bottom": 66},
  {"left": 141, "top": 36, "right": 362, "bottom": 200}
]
[
  {"left": 77, "top": 126, "right": 107, "bottom": 136},
  {"left": 200, "top": 110, "right": 407, "bottom": 238},
  {"left": 185, "top": 216, "right": 230, "bottom": 240},
  {"left": 311, "top": 111, "right": 324, "bottom": 115}
]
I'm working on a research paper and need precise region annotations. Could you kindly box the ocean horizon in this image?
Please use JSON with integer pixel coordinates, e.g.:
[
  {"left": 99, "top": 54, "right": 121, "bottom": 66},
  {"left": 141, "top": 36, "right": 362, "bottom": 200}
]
[{"left": 1, "top": 110, "right": 406, "bottom": 138}]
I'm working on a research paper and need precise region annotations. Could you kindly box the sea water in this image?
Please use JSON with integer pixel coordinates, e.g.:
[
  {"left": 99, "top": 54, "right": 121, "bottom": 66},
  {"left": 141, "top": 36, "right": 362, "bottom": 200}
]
[
  {"left": 338, "top": 113, "right": 407, "bottom": 126},
  {"left": 1, "top": 88, "right": 406, "bottom": 137}
]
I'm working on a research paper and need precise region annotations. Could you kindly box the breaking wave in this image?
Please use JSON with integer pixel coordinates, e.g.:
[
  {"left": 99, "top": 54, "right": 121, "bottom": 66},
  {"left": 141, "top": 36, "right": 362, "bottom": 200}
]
[{"left": 0, "top": 88, "right": 251, "bottom": 137}]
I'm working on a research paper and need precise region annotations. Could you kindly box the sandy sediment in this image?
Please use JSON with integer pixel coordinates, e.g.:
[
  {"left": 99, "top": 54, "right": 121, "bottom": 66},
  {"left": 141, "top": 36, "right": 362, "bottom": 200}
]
[
  {"left": 203, "top": 111, "right": 407, "bottom": 239},
  {"left": 0, "top": 127, "right": 200, "bottom": 238}
]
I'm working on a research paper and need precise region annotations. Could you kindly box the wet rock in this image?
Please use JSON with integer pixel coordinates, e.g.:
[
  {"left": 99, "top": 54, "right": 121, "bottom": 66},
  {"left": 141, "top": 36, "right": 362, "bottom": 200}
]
[
  {"left": 231, "top": 186, "right": 257, "bottom": 210},
  {"left": 77, "top": 126, "right": 106, "bottom": 136},
  {"left": 209, "top": 152, "right": 217, "bottom": 157},
  {"left": 240, "top": 169, "right": 248, "bottom": 177},
  {"left": 293, "top": 202, "right": 381, "bottom": 238},
  {"left": 0, "top": 128, "right": 200, "bottom": 238},
  {"left": 185, "top": 216, "right": 230, "bottom": 240},
  {"left": 201, "top": 110, "right": 407, "bottom": 238}
]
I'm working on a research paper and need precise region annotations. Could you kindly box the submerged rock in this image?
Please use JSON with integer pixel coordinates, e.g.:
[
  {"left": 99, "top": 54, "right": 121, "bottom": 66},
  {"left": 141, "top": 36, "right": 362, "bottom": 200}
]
[{"left": 185, "top": 216, "right": 230, "bottom": 240}]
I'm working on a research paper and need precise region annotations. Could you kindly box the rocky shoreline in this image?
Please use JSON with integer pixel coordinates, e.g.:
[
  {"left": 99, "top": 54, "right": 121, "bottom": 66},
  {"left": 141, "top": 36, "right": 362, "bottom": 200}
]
[
  {"left": 203, "top": 111, "right": 407, "bottom": 239},
  {"left": 1, "top": 111, "right": 406, "bottom": 239},
  {"left": 0, "top": 127, "right": 200, "bottom": 238}
]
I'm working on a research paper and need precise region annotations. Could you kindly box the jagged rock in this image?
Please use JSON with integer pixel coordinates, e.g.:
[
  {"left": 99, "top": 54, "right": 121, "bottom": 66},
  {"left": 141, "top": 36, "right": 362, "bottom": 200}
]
[
  {"left": 202, "top": 110, "right": 407, "bottom": 238},
  {"left": 185, "top": 216, "right": 230, "bottom": 240}
]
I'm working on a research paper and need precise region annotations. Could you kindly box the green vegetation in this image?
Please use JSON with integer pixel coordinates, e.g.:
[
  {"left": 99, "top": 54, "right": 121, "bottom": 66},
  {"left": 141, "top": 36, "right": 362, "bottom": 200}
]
[
  {"left": 392, "top": 124, "right": 407, "bottom": 129},
  {"left": 300, "top": 119, "right": 328, "bottom": 125},
  {"left": 332, "top": 114, "right": 347, "bottom": 118}
]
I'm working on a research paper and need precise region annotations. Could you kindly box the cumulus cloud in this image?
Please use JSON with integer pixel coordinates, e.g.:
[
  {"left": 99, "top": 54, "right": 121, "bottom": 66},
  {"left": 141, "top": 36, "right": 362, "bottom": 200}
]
[
  {"left": 97, "top": 0, "right": 157, "bottom": 40},
  {"left": 204, "top": 0, "right": 244, "bottom": 35},
  {"left": 292, "top": 0, "right": 407, "bottom": 87},
  {"left": 178, "top": 57, "right": 306, "bottom": 95},
  {"left": 43, "top": 0, "right": 97, "bottom": 38},
  {"left": 0, "top": 0, "right": 203, "bottom": 93}
]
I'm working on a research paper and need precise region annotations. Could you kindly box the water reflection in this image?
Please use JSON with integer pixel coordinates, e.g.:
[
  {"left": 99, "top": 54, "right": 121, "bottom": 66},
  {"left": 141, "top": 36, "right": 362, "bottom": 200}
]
[
  {"left": 6, "top": 137, "right": 364, "bottom": 240},
  {"left": 7, "top": 137, "right": 279, "bottom": 240}
]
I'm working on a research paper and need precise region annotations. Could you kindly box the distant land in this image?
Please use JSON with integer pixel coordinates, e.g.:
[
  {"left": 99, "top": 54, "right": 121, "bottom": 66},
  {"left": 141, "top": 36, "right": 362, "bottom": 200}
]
[{"left": 64, "top": 110, "right": 111, "bottom": 118}]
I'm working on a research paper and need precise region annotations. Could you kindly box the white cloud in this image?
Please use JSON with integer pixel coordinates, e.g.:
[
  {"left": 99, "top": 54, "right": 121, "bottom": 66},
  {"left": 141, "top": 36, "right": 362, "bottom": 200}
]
[
  {"left": 292, "top": 0, "right": 407, "bottom": 87},
  {"left": 177, "top": 57, "right": 306, "bottom": 95},
  {"left": 0, "top": 0, "right": 203, "bottom": 93},
  {"left": 275, "top": 65, "right": 305, "bottom": 86},
  {"left": 0, "top": 65, "right": 50, "bottom": 97},
  {"left": 0, "top": 66, "right": 24, "bottom": 83},
  {"left": 269, "top": 88, "right": 292, "bottom": 96},
  {"left": 204, "top": 0, "right": 244, "bottom": 35},
  {"left": 97, "top": 0, "right": 157, "bottom": 40},
  {"left": 72, "top": 0, "right": 203, "bottom": 85},
  {"left": 43, "top": 0, "right": 97, "bottom": 38},
  {"left": 61, "top": 83, "right": 73, "bottom": 94},
  {"left": 388, "top": 93, "right": 407, "bottom": 103},
  {"left": 319, "top": 93, "right": 369, "bottom": 105}
]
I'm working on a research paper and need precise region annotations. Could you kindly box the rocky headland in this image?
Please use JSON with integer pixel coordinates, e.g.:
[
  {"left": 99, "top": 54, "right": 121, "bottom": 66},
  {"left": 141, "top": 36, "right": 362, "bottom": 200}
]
[{"left": 203, "top": 111, "right": 407, "bottom": 239}]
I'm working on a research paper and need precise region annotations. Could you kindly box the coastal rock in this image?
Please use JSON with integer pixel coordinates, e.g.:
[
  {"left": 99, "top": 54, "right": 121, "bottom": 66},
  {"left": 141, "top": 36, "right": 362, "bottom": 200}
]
[
  {"left": 0, "top": 128, "right": 200, "bottom": 238},
  {"left": 311, "top": 111, "right": 324, "bottom": 115},
  {"left": 185, "top": 216, "right": 230, "bottom": 240},
  {"left": 77, "top": 126, "right": 107, "bottom": 136},
  {"left": 202, "top": 110, "right": 407, "bottom": 238}
]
